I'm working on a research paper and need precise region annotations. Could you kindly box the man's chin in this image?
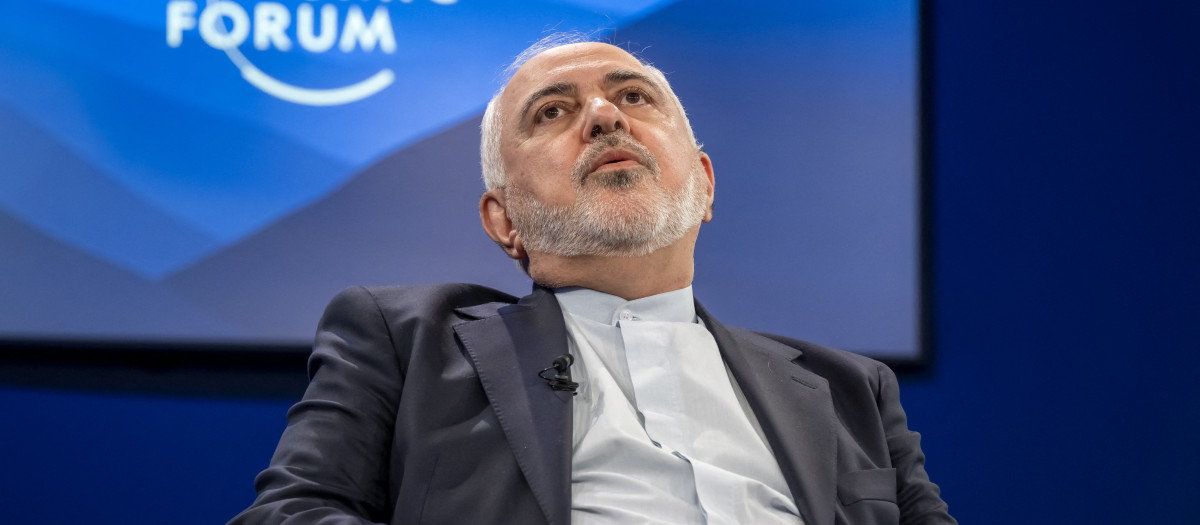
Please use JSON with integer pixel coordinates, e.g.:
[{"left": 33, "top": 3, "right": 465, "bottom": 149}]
[
  {"left": 548, "top": 238, "right": 664, "bottom": 259},
  {"left": 584, "top": 167, "right": 651, "bottom": 190}
]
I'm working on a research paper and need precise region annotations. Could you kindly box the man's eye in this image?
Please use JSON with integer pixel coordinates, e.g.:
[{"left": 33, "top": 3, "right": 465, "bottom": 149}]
[
  {"left": 623, "top": 92, "right": 644, "bottom": 104},
  {"left": 541, "top": 107, "right": 563, "bottom": 121}
]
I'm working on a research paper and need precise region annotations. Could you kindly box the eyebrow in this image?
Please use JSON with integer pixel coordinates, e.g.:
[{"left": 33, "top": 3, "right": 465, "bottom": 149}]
[
  {"left": 603, "top": 69, "right": 661, "bottom": 94},
  {"left": 519, "top": 82, "right": 577, "bottom": 124}
]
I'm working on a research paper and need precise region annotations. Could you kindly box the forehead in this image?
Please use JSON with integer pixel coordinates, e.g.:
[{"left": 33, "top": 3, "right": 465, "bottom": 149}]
[{"left": 499, "top": 43, "right": 650, "bottom": 112}]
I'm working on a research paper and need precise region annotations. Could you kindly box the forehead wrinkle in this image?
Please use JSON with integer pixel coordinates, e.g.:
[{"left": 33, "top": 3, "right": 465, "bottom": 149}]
[{"left": 518, "top": 81, "right": 577, "bottom": 124}]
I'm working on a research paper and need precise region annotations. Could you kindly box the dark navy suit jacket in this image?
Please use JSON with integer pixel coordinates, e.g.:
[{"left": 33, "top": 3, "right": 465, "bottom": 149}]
[{"left": 230, "top": 284, "right": 955, "bottom": 525}]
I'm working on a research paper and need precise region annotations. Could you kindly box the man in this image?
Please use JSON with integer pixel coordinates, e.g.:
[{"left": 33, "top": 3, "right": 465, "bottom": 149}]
[{"left": 231, "top": 37, "right": 955, "bottom": 525}]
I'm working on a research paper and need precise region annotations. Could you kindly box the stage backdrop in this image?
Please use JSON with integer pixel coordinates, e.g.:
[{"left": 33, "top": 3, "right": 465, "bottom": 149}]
[{"left": 0, "top": 0, "right": 920, "bottom": 359}]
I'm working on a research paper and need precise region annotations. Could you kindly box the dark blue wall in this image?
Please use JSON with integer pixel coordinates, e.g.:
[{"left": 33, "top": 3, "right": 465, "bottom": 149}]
[
  {"left": 906, "top": 1, "right": 1199, "bottom": 522},
  {"left": 2, "top": 2, "right": 1196, "bottom": 523}
]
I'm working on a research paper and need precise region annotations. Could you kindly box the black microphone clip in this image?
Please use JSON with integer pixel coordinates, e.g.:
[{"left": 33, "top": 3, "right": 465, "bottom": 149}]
[{"left": 538, "top": 354, "right": 578, "bottom": 395}]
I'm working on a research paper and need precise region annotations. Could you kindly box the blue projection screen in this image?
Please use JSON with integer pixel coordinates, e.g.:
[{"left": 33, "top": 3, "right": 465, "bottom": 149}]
[{"left": 0, "top": 0, "right": 921, "bottom": 360}]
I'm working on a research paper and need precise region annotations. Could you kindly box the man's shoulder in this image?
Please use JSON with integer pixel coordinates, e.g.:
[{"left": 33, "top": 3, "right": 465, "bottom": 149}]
[
  {"left": 324, "top": 283, "right": 522, "bottom": 322},
  {"left": 724, "top": 324, "right": 889, "bottom": 383}
]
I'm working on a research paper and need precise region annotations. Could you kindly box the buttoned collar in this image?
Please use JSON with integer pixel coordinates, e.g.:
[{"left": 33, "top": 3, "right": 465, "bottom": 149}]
[{"left": 553, "top": 286, "right": 698, "bottom": 326}]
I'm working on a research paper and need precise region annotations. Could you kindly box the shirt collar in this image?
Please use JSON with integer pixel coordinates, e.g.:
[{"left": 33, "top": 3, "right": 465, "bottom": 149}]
[{"left": 554, "top": 286, "right": 698, "bottom": 326}]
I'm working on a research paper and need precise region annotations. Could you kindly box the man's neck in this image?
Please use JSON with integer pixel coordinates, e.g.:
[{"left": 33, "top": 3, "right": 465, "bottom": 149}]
[{"left": 525, "top": 231, "right": 698, "bottom": 301}]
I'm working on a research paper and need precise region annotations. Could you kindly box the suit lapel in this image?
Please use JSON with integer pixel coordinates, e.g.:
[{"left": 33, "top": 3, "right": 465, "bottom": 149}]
[
  {"left": 453, "top": 287, "right": 573, "bottom": 525},
  {"left": 698, "top": 303, "right": 838, "bottom": 525}
]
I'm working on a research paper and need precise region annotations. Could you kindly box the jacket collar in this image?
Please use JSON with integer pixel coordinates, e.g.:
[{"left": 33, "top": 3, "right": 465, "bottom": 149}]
[
  {"left": 697, "top": 302, "right": 837, "bottom": 525},
  {"left": 453, "top": 286, "right": 573, "bottom": 525}
]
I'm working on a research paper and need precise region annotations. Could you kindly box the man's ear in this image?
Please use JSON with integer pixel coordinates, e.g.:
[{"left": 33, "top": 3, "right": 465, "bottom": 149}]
[
  {"left": 699, "top": 152, "right": 715, "bottom": 222},
  {"left": 480, "top": 189, "right": 526, "bottom": 260}
]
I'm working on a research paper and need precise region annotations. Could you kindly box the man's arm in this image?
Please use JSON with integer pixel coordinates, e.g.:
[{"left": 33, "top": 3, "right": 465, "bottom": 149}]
[
  {"left": 877, "top": 363, "right": 957, "bottom": 525},
  {"left": 229, "top": 287, "right": 402, "bottom": 525}
]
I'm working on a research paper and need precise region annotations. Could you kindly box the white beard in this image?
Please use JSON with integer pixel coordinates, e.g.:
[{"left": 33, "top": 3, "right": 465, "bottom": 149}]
[{"left": 507, "top": 159, "right": 708, "bottom": 258}]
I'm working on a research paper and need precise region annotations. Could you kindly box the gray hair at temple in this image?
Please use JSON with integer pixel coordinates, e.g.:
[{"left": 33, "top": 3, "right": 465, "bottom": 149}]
[{"left": 480, "top": 32, "right": 702, "bottom": 191}]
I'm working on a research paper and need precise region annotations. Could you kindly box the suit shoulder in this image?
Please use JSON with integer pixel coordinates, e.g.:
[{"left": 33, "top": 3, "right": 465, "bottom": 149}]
[
  {"left": 740, "top": 328, "right": 888, "bottom": 385},
  {"left": 325, "top": 283, "right": 519, "bottom": 322},
  {"left": 744, "top": 329, "right": 882, "bottom": 366}
]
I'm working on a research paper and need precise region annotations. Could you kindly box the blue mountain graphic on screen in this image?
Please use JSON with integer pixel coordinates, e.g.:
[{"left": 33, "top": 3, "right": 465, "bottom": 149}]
[{"left": 0, "top": 0, "right": 676, "bottom": 280}]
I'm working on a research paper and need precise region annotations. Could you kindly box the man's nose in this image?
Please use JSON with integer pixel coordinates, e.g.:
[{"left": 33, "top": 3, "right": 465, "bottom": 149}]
[{"left": 581, "top": 96, "right": 629, "bottom": 142}]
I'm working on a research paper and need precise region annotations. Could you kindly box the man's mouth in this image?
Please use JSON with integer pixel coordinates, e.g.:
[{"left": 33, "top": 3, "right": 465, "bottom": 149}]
[
  {"left": 571, "top": 132, "right": 660, "bottom": 187},
  {"left": 589, "top": 149, "right": 642, "bottom": 173}
]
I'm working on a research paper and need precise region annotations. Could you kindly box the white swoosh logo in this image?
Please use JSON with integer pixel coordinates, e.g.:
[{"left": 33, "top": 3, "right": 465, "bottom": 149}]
[{"left": 224, "top": 46, "right": 393, "bottom": 106}]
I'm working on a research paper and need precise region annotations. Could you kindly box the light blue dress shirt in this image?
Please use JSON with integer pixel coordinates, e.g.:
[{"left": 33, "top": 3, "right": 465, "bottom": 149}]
[{"left": 555, "top": 286, "right": 803, "bottom": 525}]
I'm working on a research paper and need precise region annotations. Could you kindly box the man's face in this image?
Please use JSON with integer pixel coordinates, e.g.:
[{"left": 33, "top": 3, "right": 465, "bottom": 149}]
[{"left": 495, "top": 43, "right": 714, "bottom": 257}]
